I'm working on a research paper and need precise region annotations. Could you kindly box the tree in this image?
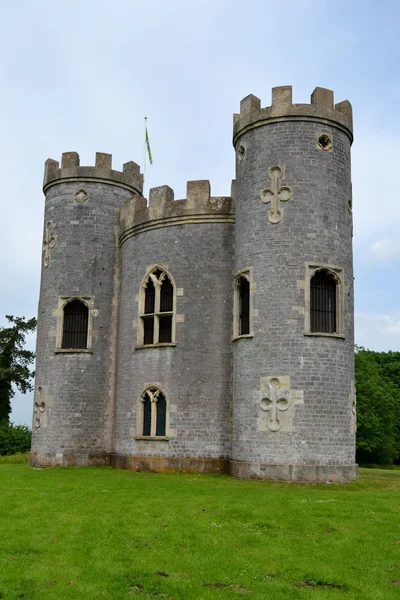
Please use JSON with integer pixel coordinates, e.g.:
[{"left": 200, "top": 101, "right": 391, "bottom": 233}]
[
  {"left": 0, "top": 315, "right": 37, "bottom": 423},
  {"left": 355, "top": 346, "right": 400, "bottom": 465}
]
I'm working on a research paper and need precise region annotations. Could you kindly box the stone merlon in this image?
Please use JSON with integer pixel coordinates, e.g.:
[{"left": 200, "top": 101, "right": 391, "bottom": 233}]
[
  {"left": 119, "top": 180, "right": 235, "bottom": 244},
  {"left": 233, "top": 86, "right": 353, "bottom": 146},
  {"left": 43, "top": 152, "right": 144, "bottom": 195}
]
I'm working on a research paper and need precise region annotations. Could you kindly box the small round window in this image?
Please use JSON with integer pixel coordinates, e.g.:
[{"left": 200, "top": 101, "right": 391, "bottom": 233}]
[{"left": 317, "top": 134, "right": 333, "bottom": 151}]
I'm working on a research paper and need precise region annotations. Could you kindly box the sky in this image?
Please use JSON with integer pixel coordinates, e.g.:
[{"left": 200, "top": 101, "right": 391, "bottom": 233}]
[{"left": 1, "top": 0, "right": 399, "bottom": 425}]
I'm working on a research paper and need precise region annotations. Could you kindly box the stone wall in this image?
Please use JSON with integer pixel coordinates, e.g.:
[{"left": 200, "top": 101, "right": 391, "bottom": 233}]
[{"left": 113, "top": 182, "right": 234, "bottom": 468}]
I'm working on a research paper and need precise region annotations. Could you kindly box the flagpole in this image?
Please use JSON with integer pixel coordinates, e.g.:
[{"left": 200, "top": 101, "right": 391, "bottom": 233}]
[{"left": 143, "top": 116, "right": 147, "bottom": 184}]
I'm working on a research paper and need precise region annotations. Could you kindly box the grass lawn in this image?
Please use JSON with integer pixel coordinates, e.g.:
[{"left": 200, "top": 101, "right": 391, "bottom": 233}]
[{"left": 1, "top": 464, "right": 400, "bottom": 599}]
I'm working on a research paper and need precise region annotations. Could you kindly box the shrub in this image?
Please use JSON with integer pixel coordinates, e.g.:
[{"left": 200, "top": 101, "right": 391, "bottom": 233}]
[
  {"left": 0, "top": 421, "right": 31, "bottom": 456},
  {"left": 0, "top": 451, "right": 29, "bottom": 464}
]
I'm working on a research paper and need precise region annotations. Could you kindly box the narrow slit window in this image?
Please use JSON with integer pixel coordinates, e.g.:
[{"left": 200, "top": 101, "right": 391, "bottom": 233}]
[
  {"left": 310, "top": 270, "right": 337, "bottom": 333},
  {"left": 234, "top": 270, "right": 252, "bottom": 339},
  {"left": 239, "top": 277, "right": 250, "bottom": 335},
  {"left": 62, "top": 300, "right": 89, "bottom": 349}
]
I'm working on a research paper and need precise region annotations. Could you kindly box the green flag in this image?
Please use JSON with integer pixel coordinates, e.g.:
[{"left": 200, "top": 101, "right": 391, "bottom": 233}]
[{"left": 145, "top": 126, "right": 153, "bottom": 165}]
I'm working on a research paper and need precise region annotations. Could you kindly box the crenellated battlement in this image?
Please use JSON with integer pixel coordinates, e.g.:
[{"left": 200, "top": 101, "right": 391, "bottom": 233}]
[
  {"left": 43, "top": 152, "right": 143, "bottom": 195},
  {"left": 233, "top": 86, "right": 353, "bottom": 146},
  {"left": 119, "top": 180, "right": 235, "bottom": 244}
]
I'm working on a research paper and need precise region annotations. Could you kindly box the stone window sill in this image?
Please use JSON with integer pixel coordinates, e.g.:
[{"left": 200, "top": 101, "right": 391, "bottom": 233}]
[
  {"left": 135, "top": 436, "right": 169, "bottom": 441},
  {"left": 135, "top": 343, "right": 177, "bottom": 350},
  {"left": 304, "top": 332, "right": 345, "bottom": 339},
  {"left": 232, "top": 334, "right": 254, "bottom": 342},
  {"left": 55, "top": 349, "right": 93, "bottom": 354}
]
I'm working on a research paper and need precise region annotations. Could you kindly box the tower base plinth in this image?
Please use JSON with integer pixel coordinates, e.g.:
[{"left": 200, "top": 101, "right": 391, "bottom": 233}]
[{"left": 229, "top": 461, "right": 358, "bottom": 483}]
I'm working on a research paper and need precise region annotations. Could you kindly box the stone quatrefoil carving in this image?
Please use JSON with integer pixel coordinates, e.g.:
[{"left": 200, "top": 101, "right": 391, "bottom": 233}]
[
  {"left": 34, "top": 387, "right": 46, "bottom": 428},
  {"left": 74, "top": 189, "right": 89, "bottom": 203},
  {"left": 42, "top": 221, "right": 57, "bottom": 267},
  {"left": 260, "top": 166, "right": 293, "bottom": 224},
  {"left": 260, "top": 377, "right": 290, "bottom": 432}
]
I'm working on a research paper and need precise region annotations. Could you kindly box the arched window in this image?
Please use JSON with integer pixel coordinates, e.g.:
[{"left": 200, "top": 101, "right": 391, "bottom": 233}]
[
  {"left": 233, "top": 269, "right": 253, "bottom": 339},
  {"left": 139, "top": 387, "right": 167, "bottom": 438},
  {"left": 139, "top": 268, "right": 176, "bottom": 346},
  {"left": 310, "top": 270, "right": 337, "bottom": 333},
  {"left": 62, "top": 300, "right": 89, "bottom": 349}
]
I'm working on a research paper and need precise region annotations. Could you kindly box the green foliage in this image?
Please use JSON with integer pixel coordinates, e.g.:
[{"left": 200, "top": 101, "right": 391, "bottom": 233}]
[
  {"left": 0, "top": 467, "right": 400, "bottom": 599},
  {"left": 0, "top": 315, "right": 36, "bottom": 423},
  {"left": 0, "top": 451, "right": 29, "bottom": 464},
  {"left": 0, "top": 422, "right": 32, "bottom": 456},
  {"left": 355, "top": 346, "right": 400, "bottom": 465}
]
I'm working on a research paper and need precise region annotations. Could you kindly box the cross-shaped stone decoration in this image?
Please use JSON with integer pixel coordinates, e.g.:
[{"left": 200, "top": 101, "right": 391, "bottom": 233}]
[
  {"left": 260, "top": 377, "right": 290, "bottom": 432},
  {"left": 34, "top": 387, "right": 46, "bottom": 428},
  {"left": 42, "top": 221, "right": 57, "bottom": 267},
  {"left": 260, "top": 166, "right": 293, "bottom": 224}
]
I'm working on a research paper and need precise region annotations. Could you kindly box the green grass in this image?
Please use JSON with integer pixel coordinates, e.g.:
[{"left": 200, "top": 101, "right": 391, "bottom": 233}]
[{"left": 1, "top": 466, "right": 400, "bottom": 599}]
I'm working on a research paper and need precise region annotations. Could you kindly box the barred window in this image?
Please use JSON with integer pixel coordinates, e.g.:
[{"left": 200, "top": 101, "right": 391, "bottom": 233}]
[
  {"left": 139, "top": 268, "right": 176, "bottom": 346},
  {"left": 62, "top": 300, "right": 89, "bottom": 349},
  {"left": 140, "top": 387, "right": 167, "bottom": 437},
  {"left": 310, "top": 270, "right": 337, "bottom": 333}
]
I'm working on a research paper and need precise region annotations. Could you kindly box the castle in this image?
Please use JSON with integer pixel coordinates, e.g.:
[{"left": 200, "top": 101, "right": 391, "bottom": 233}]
[{"left": 30, "top": 86, "right": 357, "bottom": 482}]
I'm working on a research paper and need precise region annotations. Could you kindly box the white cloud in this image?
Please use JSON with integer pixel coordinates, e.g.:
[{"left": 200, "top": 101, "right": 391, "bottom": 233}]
[
  {"left": 368, "top": 239, "right": 400, "bottom": 262},
  {"left": 356, "top": 312, "right": 400, "bottom": 351}
]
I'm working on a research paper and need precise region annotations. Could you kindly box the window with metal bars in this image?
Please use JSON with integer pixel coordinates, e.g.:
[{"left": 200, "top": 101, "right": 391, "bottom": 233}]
[
  {"left": 310, "top": 270, "right": 337, "bottom": 333},
  {"left": 140, "top": 388, "right": 167, "bottom": 437},
  {"left": 62, "top": 300, "right": 89, "bottom": 349},
  {"left": 139, "top": 268, "right": 175, "bottom": 346}
]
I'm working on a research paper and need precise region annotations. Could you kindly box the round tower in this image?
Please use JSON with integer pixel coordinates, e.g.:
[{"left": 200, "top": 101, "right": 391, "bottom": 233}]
[
  {"left": 231, "top": 86, "right": 357, "bottom": 482},
  {"left": 30, "top": 152, "right": 143, "bottom": 467},
  {"left": 112, "top": 181, "right": 235, "bottom": 472}
]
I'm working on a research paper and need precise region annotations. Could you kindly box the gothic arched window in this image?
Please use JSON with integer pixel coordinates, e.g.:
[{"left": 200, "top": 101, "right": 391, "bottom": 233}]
[
  {"left": 139, "top": 268, "right": 176, "bottom": 346},
  {"left": 62, "top": 300, "right": 89, "bottom": 349},
  {"left": 139, "top": 387, "right": 167, "bottom": 438},
  {"left": 310, "top": 270, "right": 337, "bottom": 334}
]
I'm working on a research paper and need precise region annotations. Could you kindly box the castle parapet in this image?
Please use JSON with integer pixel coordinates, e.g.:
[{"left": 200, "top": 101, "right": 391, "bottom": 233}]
[
  {"left": 233, "top": 86, "right": 353, "bottom": 145},
  {"left": 119, "top": 180, "right": 235, "bottom": 244},
  {"left": 43, "top": 152, "right": 143, "bottom": 195}
]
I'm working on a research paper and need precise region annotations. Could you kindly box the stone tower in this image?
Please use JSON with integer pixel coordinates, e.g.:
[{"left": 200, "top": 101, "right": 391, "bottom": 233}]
[
  {"left": 111, "top": 184, "right": 234, "bottom": 471},
  {"left": 30, "top": 153, "right": 143, "bottom": 466},
  {"left": 30, "top": 86, "right": 357, "bottom": 482},
  {"left": 231, "top": 87, "right": 356, "bottom": 481}
]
